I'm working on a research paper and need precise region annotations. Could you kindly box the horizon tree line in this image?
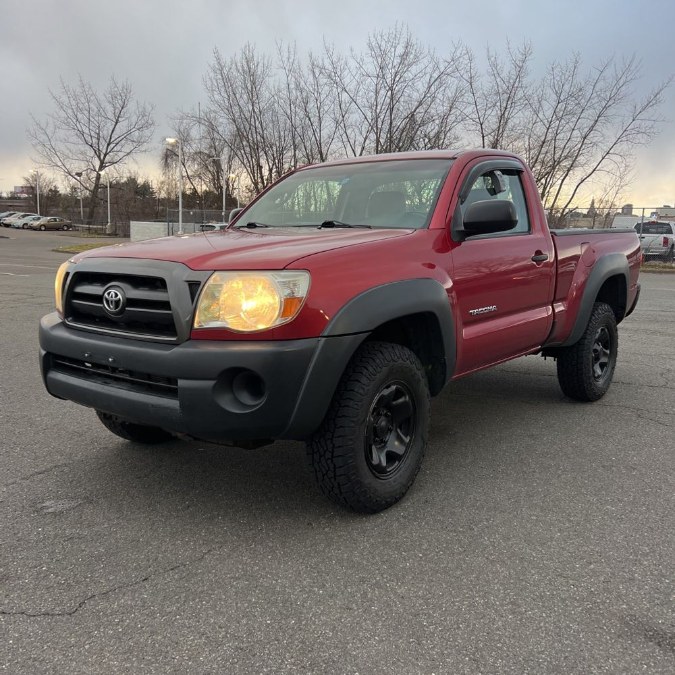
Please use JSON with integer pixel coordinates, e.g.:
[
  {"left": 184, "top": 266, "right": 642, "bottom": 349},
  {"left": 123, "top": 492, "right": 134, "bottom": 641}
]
[{"left": 26, "top": 24, "right": 671, "bottom": 226}]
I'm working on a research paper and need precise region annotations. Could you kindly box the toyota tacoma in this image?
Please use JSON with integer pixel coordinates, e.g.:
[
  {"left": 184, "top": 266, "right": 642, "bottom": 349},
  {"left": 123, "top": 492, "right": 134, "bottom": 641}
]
[{"left": 39, "top": 150, "right": 641, "bottom": 512}]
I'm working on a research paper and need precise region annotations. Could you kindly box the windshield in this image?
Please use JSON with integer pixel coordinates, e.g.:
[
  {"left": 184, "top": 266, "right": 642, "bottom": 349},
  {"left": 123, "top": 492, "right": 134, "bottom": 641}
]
[{"left": 240, "top": 159, "right": 453, "bottom": 229}]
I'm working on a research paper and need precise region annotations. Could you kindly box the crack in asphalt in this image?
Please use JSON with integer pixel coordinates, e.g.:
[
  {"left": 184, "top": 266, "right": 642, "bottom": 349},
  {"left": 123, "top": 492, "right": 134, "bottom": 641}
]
[
  {"left": 613, "top": 380, "right": 675, "bottom": 391},
  {"left": 595, "top": 402, "right": 674, "bottom": 427},
  {"left": 1, "top": 462, "right": 74, "bottom": 490},
  {"left": 0, "top": 545, "right": 224, "bottom": 619}
]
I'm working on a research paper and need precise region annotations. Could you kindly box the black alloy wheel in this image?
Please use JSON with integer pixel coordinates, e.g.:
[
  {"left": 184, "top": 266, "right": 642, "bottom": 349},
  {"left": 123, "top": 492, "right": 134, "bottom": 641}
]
[
  {"left": 591, "top": 325, "right": 612, "bottom": 384},
  {"left": 556, "top": 302, "right": 618, "bottom": 402},
  {"left": 365, "top": 381, "right": 416, "bottom": 478},
  {"left": 308, "top": 341, "right": 430, "bottom": 513}
]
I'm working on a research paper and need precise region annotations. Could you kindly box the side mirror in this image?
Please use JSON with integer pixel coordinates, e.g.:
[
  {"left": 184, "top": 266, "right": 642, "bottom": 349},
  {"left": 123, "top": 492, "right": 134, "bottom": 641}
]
[
  {"left": 460, "top": 199, "right": 518, "bottom": 238},
  {"left": 228, "top": 207, "right": 244, "bottom": 224}
]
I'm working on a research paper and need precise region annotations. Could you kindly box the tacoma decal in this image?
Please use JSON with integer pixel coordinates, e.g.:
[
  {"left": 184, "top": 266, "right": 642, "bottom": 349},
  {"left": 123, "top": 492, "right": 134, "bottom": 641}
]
[{"left": 469, "top": 305, "right": 497, "bottom": 316}]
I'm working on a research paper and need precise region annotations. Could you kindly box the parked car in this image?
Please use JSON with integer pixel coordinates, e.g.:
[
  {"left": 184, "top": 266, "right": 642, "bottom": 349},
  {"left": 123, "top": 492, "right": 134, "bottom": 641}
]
[
  {"left": 0, "top": 211, "right": 21, "bottom": 224},
  {"left": 12, "top": 214, "right": 42, "bottom": 229},
  {"left": 634, "top": 220, "right": 675, "bottom": 262},
  {"left": 40, "top": 149, "right": 641, "bottom": 513},
  {"left": 1, "top": 212, "right": 31, "bottom": 227},
  {"left": 29, "top": 216, "right": 73, "bottom": 231}
]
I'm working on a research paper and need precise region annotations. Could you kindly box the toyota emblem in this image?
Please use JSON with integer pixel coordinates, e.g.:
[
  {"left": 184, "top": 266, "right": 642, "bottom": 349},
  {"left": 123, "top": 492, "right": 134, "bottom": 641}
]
[{"left": 102, "top": 286, "right": 126, "bottom": 316}]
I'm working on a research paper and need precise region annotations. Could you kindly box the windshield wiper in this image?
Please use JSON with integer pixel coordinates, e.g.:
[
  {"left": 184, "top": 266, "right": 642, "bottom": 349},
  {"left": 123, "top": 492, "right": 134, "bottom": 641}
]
[
  {"left": 234, "top": 221, "right": 271, "bottom": 229},
  {"left": 319, "top": 220, "right": 371, "bottom": 229}
]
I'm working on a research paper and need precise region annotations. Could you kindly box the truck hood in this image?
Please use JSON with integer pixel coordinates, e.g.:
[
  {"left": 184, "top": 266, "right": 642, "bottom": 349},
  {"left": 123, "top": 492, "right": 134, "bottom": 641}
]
[{"left": 79, "top": 227, "right": 413, "bottom": 270}]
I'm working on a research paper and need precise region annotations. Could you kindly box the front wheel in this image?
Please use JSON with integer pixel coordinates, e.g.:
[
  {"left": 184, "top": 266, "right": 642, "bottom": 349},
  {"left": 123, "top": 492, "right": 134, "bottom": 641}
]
[
  {"left": 556, "top": 302, "right": 618, "bottom": 401},
  {"left": 39, "top": 225, "right": 46, "bottom": 231},
  {"left": 96, "top": 411, "right": 175, "bottom": 444},
  {"left": 307, "top": 341, "right": 430, "bottom": 513}
]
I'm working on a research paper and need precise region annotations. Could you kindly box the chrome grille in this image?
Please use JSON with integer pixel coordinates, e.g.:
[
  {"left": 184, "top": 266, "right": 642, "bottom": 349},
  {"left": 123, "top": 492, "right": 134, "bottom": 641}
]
[{"left": 65, "top": 272, "right": 177, "bottom": 339}]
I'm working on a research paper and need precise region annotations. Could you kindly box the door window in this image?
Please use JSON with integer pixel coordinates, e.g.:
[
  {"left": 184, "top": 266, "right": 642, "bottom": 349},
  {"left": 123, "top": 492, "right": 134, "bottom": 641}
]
[{"left": 462, "top": 169, "right": 530, "bottom": 234}]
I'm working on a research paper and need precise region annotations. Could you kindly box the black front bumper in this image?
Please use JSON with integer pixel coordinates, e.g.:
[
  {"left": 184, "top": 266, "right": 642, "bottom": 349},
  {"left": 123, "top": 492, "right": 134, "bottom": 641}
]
[{"left": 39, "top": 313, "right": 364, "bottom": 442}]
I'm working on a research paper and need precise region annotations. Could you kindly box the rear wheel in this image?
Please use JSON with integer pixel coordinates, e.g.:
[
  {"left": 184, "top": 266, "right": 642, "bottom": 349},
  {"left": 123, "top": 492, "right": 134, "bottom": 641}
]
[
  {"left": 96, "top": 411, "right": 175, "bottom": 444},
  {"left": 556, "top": 302, "right": 618, "bottom": 402},
  {"left": 307, "top": 341, "right": 430, "bottom": 513},
  {"left": 663, "top": 246, "right": 674, "bottom": 263}
]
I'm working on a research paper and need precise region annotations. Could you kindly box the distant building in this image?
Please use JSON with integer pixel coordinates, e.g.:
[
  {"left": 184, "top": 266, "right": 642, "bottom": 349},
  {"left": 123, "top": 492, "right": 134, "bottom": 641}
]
[
  {"left": 651, "top": 205, "right": 675, "bottom": 218},
  {"left": 611, "top": 214, "right": 639, "bottom": 229},
  {"left": 14, "top": 185, "right": 32, "bottom": 198},
  {"left": 621, "top": 203, "right": 633, "bottom": 215}
]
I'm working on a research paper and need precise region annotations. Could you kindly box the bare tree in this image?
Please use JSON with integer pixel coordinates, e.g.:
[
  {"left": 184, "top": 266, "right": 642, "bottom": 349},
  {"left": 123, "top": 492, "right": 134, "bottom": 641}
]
[
  {"left": 169, "top": 108, "right": 238, "bottom": 212},
  {"left": 277, "top": 44, "right": 339, "bottom": 165},
  {"left": 323, "top": 25, "right": 464, "bottom": 156},
  {"left": 459, "top": 42, "right": 532, "bottom": 149},
  {"left": 29, "top": 75, "right": 155, "bottom": 223},
  {"left": 22, "top": 172, "right": 59, "bottom": 216},
  {"left": 189, "top": 25, "right": 669, "bottom": 215},
  {"left": 204, "top": 45, "right": 292, "bottom": 193},
  {"left": 519, "top": 55, "right": 670, "bottom": 221}
]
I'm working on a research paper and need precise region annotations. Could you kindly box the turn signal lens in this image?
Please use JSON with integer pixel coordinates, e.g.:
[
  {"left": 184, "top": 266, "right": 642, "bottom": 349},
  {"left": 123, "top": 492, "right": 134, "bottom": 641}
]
[
  {"left": 54, "top": 261, "right": 70, "bottom": 315},
  {"left": 194, "top": 271, "right": 310, "bottom": 332}
]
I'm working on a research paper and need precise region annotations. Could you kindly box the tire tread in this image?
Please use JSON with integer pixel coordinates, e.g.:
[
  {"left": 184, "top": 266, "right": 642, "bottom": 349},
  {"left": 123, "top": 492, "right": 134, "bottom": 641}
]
[
  {"left": 556, "top": 302, "right": 618, "bottom": 402},
  {"left": 307, "top": 341, "right": 430, "bottom": 513}
]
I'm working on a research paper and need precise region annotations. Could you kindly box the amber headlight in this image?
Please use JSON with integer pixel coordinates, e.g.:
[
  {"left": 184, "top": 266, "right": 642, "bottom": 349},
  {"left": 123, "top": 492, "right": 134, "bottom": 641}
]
[
  {"left": 54, "top": 261, "right": 71, "bottom": 315},
  {"left": 193, "top": 271, "right": 310, "bottom": 332}
]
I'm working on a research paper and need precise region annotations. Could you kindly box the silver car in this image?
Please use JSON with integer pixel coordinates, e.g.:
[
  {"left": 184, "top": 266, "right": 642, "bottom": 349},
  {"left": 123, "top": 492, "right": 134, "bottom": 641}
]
[{"left": 12, "top": 214, "right": 42, "bottom": 229}]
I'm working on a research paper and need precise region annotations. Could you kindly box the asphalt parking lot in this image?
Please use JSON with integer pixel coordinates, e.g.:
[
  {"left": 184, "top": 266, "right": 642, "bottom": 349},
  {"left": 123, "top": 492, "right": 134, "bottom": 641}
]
[{"left": 1, "top": 228, "right": 674, "bottom": 673}]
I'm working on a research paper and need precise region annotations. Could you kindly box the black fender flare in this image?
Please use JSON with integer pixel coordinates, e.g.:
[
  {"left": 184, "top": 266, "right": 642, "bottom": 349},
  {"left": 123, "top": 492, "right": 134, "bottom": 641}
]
[
  {"left": 323, "top": 278, "right": 456, "bottom": 380},
  {"left": 561, "top": 253, "right": 629, "bottom": 347},
  {"left": 282, "top": 279, "right": 456, "bottom": 439}
]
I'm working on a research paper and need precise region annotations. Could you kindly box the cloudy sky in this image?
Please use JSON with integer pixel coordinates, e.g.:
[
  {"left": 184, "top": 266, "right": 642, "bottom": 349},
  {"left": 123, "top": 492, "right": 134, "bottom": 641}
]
[{"left": 2, "top": 0, "right": 674, "bottom": 206}]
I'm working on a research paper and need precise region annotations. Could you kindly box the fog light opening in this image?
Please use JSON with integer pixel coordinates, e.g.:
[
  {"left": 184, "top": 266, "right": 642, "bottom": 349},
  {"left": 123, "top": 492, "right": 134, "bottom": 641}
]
[{"left": 232, "top": 370, "right": 266, "bottom": 407}]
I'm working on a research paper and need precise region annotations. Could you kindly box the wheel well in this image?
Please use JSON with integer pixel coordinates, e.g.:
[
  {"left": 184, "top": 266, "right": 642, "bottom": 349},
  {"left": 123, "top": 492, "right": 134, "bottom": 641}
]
[
  {"left": 365, "top": 313, "right": 446, "bottom": 396},
  {"left": 596, "top": 274, "right": 627, "bottom": 323}
]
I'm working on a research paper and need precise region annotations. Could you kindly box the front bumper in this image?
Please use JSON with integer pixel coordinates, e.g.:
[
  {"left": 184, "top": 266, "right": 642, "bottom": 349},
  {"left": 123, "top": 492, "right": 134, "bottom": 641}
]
[{"left": 39, "top": 313, "right": 364, "bottom": 442}]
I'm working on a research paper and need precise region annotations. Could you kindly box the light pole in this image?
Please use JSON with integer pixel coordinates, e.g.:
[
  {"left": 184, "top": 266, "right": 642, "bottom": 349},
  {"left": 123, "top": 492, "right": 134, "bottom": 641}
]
[
  {"left": 74, "top": 171, "right": 85, "bottom": 222},
  {"left": 99, "top": 170, "right": 111, "bottom": 233},
  {"left": 210, "top": 155, "right": 228, "bottom": 221},
  {"left": 166, "top": 137, "right": 183, "bottom": 235},
  {"left": 30, "top": 170, "right": 40, "bottom": 215},
  {"left": 229, "top": 173, "right": 240, "bottom": 209}
]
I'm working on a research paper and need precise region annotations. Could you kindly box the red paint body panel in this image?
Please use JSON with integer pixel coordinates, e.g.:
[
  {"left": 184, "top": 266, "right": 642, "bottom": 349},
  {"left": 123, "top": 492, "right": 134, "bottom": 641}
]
[
  {"left": 77, "top": 227, "right": 412, "bottom": 271},
  {"left": 544, "top": 230, "right": 641, "bottom": 345}
]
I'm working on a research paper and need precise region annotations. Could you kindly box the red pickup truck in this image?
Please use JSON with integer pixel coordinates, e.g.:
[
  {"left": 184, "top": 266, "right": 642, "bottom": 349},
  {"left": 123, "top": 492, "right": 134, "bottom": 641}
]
[{"left": 39, "top": 150, "right": 641, "bottom": 512}]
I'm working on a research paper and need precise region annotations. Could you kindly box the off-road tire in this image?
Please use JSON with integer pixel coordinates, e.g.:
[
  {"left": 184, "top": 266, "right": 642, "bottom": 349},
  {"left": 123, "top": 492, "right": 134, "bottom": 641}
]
[
  {"left": 96, "top": 411, "right": 174, "bottom": 444},
  {"left": 307, "top": 341, "right": 430, "bottom": 513},
  {"left": 556, "top": 302, "right": 618, "bottom": 402}
]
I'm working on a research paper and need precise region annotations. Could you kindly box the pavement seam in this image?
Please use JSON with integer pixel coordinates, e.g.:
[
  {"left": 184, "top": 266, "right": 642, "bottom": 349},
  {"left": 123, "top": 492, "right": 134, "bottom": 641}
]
[
  {"left": 1, "top": 462, "right": 74, "bottom": 490},
  {"left": 0, "top": 545, "right": 224, "bottom": 619}
]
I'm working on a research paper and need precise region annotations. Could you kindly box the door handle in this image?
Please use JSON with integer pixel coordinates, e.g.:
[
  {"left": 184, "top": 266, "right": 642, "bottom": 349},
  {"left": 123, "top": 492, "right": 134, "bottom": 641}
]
[{"left": 531, "top": 253, "right": 549, "bottom": 263}]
